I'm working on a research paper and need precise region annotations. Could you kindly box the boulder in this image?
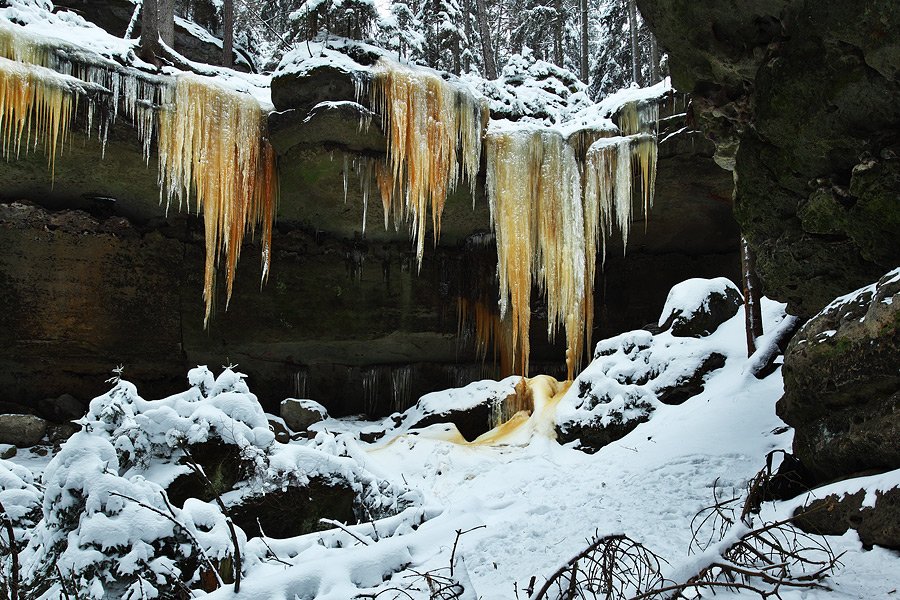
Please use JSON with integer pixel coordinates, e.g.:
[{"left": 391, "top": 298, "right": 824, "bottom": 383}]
[
  {"left": 793, "top": 487, "right": 900, "bottom": 550},
  {"left": 406, "top": 377, "right": 525, "bottom": 442},
  {"left": 229, "top": 479, "right": 356, "bottom": 539},
  {"left": 657, "top": 277, "right": 743, "bottom": 338},
  {"left": 778, "top": 268, "right": 900, "bottom": 483},
  {"left": 0, "top": 414, "right": 47, "bottom": 447},
  {"left": 280, "top": 398, "right": 327, "bottom": 432},
  {"left": 37, "top": 393, "right": 86, "bottom": 423}
]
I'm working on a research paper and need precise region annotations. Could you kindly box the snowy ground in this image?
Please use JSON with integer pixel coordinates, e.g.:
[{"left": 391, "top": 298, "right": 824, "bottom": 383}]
[{"left": 8, "top": 294, "right": 896, "bottom": 600}]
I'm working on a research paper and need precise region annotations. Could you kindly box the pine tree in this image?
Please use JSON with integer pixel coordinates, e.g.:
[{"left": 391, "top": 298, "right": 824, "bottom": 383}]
[
  {"left": 377, "top": 0, "right": 425, "bottom": 61},
  {"left": 292, "top": 0, "right": 379, "bottom": 42}
]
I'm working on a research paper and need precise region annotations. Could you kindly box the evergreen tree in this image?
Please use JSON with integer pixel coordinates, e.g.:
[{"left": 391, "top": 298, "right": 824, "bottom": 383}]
[
  {"left": 377, "top": 0, "right": 425, "bottom": 61},
  {"left": 292, "top": 0, "right": 379, "bottom": 42}
]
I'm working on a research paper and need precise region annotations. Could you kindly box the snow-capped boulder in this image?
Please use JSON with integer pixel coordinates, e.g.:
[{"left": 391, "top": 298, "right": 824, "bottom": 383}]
[
  {"left": 281, "top": 398, "right": 328, "bottom": 433},
  {"left": 778, "top": 267, "right": 900, "bottom": 484},
  {"left": 403, "top": 377, "right": 523, "bottom": 442},
  {"left": 657, "top": 277, "right": 743, "bottom": 337},
  {"left": 0, "top": 414, "right": 47, "bottom": 447}
]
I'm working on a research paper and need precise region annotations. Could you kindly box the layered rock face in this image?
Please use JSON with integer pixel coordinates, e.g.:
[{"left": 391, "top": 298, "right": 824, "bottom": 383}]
[
  {"left": 0, "top": 29, "right": 739, "bottom": 416},
  {"left": 637, "top": 0, "right": 900, "bottom": 318}
]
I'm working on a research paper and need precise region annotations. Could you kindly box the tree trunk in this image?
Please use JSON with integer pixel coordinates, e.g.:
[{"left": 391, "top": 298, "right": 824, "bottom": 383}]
[
  {"left": 223, "top": 0, "right": 234, "bottom": 68},
  {"left": 552, "top": 0, "right": 563, "bottom": 67},
  {"left": 463, "top": 0, "right": 473, "bottom": 72},
  {"left": 627, "top": 0, "right": 641, "bottom": 86},
  {"left": 159, "top": 0, "right": 175, "bottom": 48},
  {"left": 649, "top": 34, "right": 659, "bottom": 84},
  {"left": 741, "top": 236, "right": 765, "bottom": 357},
  {"left": 475, "top": 0, "right": 497, "bottom": 79},
  {"left": 139, "top": 0, "right": 162, "bottom": 62},
  {"left": 579, "top": 0, "right": 589, "bottom": 82}
]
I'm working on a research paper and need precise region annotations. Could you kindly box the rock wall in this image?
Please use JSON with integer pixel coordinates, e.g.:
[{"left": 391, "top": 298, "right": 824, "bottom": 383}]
[
  {"left": 637, "top": 2, "right": 900, "bottom": 528},
  {"left": 636, "top": 0, "right": 900, "bottom": 318}
]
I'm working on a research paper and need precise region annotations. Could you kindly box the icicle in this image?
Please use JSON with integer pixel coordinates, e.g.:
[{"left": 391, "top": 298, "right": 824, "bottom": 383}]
[
  {"left": 157, "top": 74, "right": 278, "bottom": 325},
  {"left": 0, "top": 56, "right": 77, "bottom": 178},
  {"left": 292, "top": 368, "right": 309, "bottom": 398},
  {"left": 390, "top": 365, "right": 412, "bottom": 413},
  {"left": 457, "top": 297, "right": 515, "bottom": 377},
  {"left": 365, "top": 58, "right": 487, "bottom": 269},
  {"left": 362, "top": 367, "right": 380, "bottom": 416}
]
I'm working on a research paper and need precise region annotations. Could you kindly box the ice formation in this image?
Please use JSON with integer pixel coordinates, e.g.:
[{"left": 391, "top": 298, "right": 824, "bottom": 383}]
[
  {"left": 157, "top": 74, "right": 278, "bottom": 324},
  {"left": 0, "top": 20, "right": 278, "bottom": 325},
  {"left": 486, "top": 99, "right": 659, "bottom": 379},
  {"left": 361, "top": 57, "right": 661, "bottom": 379},
  {"left": 0, "top": 56, "right": 75, "bottom": 175},
  {"left": 457, "top": 296, "right": 514, "bottom": 376},
  {"left": 366, "top": 58, "right": 489, "bottom": 268}
]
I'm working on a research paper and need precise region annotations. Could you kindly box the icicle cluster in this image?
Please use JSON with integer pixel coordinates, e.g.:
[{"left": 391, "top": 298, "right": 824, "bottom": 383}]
[
  {"left": 157, "top": 74, "right": 278, "bottom": 325},
  {"left": 0, "top": 20, "right": 169, "bottom": 158},
  {"left": 0, "top": 56, "right": 75, "bottom": 175},
  {"left": 0, "top": 20, "right": 278, "bottom": 326},
  {"left": 487, "top": 99, "right": 659, "bottom": 380},
  {"left": 485, "top": 128, "right": 587, "bottom": 378},
  {"left": 366, "top": 58, "right": 489, "bottom": 268},
  {"left": 457, "top": 297, "right": 514, "bottom": 377}
]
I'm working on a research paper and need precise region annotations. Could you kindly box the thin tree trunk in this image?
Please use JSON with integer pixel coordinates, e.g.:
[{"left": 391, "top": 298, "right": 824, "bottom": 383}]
[
  {"left": 463, "top": 0, "right": 473, "bottom": 72},
  {"left": 579, "top": 0, "right": 589, "bottom": 82},
  {"left": 475, "top": 0, "right": 497, "bottom": 79},
  {"left": 223, "top": 0, "right": 234, "bottom": 68},
  {"left": 552, "top": 0, "right": 563, "bottom": 67},
  {"left": 649, "top": 34, "right": 659, "bottom": 84},
  {"left": 627, "top": 0, "right": 640, "bottom": 85},
  {"left": 741, "top": 236, "right": 764, "bottom": 356},
  {"left": 139, "top": 0, "right": 162, "bottom": 62},
  {"left": 159, "top": 0, "right": 175, "bottom": 48}
]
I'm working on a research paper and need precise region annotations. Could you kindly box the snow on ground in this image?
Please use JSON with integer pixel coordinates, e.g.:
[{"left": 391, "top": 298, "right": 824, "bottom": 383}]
[{"left": 5, "top": 291, "right": 898, "bottom": 598}]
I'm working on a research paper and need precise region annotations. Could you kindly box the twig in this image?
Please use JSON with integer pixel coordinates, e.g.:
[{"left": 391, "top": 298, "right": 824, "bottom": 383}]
[
  {"left": 319, "top": 518, "right": 372, "bottom": 546},
  {"left": 449, "top": 525, "right": 486, "bottom": 577},
  {"left": 256, "top": 518, "right": 291, "bottom": 566},
  {"left": 108, "top": 491, "right": 223, "bottom": 588},
  {"left": 56, "top": 565, "right": 72, "bottom": 600},
  {"left": 0, "top": 501, "right": 19, "bottom": 600}
]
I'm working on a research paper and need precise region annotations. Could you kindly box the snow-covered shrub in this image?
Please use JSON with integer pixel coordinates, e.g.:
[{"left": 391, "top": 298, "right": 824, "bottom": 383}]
[
  {"left": 0, "top": 459, "right": 41, "bottom": 536},
  {"left": 16, "top": 366, "right": 420, "bottom": 598},
  {"left": 0, "top": 459, "right": 42, "bottom": 597},
  {"left": 22, "top": 433, "right": 198, "bottom": 599},
  {"left": 81, "top": 367, "right": 273, "bottom": 481}
]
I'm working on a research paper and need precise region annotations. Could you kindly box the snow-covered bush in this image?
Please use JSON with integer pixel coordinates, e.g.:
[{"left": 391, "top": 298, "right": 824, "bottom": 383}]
[
  {"left": 16, "top": 367, "right": 419, "bottom": 598},
  {"left": 467, "top": 50, "right": 594, "bottom": 125}
]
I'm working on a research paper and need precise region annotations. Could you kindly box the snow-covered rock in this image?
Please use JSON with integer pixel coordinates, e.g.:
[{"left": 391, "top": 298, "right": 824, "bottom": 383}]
[
  {"left": 280, "top": 398, "right": 328, "bottom": 433},
  {"left": 556, "top": 278, "right": 781, "bottom": 452},
  {"left": 657, "top": 276, "right": 743, "bottom": 337}
]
